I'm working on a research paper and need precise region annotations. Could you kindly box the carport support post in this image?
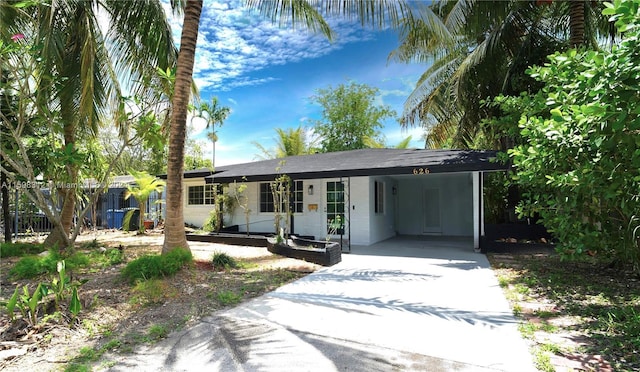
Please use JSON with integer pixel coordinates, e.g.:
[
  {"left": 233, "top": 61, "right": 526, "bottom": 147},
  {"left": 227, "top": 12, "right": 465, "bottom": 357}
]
[{"left": 472, "top": 171, "right": 483, "bottom": 251}]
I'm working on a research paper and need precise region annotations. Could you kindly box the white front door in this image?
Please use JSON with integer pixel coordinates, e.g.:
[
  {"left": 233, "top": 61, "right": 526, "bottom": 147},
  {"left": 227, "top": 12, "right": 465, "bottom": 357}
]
[{"left": 423, "top": 188, "right": 442, "bottom": 234}]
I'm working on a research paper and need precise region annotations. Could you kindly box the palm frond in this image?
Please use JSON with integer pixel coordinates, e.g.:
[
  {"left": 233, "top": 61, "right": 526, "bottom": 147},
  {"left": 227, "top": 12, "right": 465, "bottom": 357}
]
[{"left": 244, "top": 0, "right": 333, "bottom": 40}]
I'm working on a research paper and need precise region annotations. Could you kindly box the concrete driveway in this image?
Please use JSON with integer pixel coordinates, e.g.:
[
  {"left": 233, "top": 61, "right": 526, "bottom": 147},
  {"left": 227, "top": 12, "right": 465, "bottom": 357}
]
[{"left": 109, "top": 237, "right": 536, "bottom": 371}]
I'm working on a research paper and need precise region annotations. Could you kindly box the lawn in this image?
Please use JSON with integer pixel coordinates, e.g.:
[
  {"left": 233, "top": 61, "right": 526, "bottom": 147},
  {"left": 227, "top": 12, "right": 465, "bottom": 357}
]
[{"left": 489, "top": 252, "right": 640, "bottom": 372}]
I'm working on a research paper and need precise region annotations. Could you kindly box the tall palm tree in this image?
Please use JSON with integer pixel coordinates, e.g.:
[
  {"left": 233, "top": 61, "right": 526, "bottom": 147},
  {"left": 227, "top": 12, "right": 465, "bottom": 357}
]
[
  {"left": 192, "top": 97, "right": 231, "bottom": 171},
  {"left": 393, "top": 0, "right": 612, "bottom": 149},
  {"left": 2, "top": 0, "right": 178, "bottom": 248},
  {"left": 252, "top": 126, "right": 318, "bottom": 159},
  {"left": 163, "top": 0, "right": 416, "bottom": 253}
]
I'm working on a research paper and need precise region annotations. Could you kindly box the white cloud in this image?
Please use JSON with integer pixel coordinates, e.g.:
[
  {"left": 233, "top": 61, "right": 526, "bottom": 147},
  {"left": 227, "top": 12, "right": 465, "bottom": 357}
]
[{"left": 165, "top": 0, "right": 378, "bottom": 92}]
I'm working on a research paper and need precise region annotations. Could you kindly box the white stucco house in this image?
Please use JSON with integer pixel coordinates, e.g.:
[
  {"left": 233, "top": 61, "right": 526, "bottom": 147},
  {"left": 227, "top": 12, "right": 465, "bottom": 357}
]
[{"left": 178, "top": 148, "right": 507, "bottom": 250}]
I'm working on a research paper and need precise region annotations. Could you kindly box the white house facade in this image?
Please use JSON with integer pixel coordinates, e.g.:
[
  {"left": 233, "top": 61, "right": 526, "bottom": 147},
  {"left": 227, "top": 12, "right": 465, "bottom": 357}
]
[{"left": 179, "top": 149, "right": 506, "bottom": 250}]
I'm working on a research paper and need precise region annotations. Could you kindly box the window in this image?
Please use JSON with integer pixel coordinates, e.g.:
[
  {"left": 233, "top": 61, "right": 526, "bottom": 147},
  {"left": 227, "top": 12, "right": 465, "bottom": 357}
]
[
  {"left": 188, "top": 185, "right": 216, "bottom": 205},
  {"left": 292, "top": 180, "right": 303, "bottom": 213},
  {"left": 374, "top": 181, "right": 384, "bottom": 214},
  {"left": 259, "top": 183, "right": 274, "bottom": 212},
  {"left": 260, "top": 180, "right": 304, "bottom": 213}
]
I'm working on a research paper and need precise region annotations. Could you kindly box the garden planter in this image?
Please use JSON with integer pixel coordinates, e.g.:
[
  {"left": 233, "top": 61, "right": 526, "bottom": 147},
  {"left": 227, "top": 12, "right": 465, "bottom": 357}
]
[
  {"left": 267, "top": 236, "right": 341, "bottom": 266},
  {"left": 143, "top": 220, "right": 155, "bottom": 230}
]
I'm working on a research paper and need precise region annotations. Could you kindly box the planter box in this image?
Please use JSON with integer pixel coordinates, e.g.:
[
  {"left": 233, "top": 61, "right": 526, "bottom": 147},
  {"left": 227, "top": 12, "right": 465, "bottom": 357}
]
[{"left": 267, "top": 236, "right": 341, "bottom": 266}]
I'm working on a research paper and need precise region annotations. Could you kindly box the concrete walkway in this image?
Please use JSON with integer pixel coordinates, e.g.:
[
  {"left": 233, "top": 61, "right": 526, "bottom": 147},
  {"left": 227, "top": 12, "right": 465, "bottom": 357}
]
[{"left": 109, "top": 237, "right": 536, "bottom": 371}]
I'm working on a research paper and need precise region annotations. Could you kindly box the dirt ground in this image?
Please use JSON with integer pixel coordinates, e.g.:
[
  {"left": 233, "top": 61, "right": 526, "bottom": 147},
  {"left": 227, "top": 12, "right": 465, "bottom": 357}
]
[{"left": 0, "top": 230, "right": 319, "bottom": 372}]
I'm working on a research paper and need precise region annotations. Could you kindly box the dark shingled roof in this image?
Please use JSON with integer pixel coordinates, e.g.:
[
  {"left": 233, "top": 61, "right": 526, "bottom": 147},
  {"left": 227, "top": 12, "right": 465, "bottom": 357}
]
[{"left": 205, "top": 148, "right": 506, "bottom": 184}]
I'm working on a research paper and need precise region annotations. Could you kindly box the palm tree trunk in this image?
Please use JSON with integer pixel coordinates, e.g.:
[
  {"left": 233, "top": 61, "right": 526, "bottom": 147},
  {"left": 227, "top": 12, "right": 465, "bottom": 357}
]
[
  {"left": 162, "top": 0, "right": 203, "bottom": 254},
  {"left": 569, "top": 0, "right": 586, "bottom": 47}
]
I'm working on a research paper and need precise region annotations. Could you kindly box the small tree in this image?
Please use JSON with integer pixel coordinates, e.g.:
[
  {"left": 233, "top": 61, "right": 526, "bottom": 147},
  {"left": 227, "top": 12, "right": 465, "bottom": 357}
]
[
  {"left": 228, "top": 179, "right": 250, "bottom": 236},
  {"left": 271, "top": 173, "right": 291, "bottom": 242},
  {"left": 310, "top": 81, "right": 396, "bottom": 152},
  {"left": 125, "top": 171, "right": 165, "bottom": 234}
]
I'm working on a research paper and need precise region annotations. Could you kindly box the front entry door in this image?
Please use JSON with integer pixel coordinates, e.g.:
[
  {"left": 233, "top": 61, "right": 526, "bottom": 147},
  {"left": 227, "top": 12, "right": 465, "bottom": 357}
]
[
  {"left": 325, "top": 181, "right": 345, "bottom": 237},
  {"left": 423, "top": 188, "right": 442, "bottom": 234}
]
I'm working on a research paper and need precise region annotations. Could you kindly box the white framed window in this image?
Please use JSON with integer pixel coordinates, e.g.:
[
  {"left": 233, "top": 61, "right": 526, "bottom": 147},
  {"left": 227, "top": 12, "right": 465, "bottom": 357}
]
[{"left": 188, "top": 184, "right": 216, "bottom": 205}]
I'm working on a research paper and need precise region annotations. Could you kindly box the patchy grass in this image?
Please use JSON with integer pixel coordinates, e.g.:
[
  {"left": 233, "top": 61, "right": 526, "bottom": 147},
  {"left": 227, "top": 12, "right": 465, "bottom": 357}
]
[
  {"left": 0, "top": 232, "right": 315, "bottom": 372},
  {"left": 489, "top": 253, "right": 639, "bottom": 372}
]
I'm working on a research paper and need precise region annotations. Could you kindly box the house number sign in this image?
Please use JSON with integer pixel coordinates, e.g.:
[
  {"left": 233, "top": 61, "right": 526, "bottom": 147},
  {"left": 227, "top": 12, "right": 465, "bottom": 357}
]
[{"left": 412, "top": 167, "right": 430, "bottom": 175}]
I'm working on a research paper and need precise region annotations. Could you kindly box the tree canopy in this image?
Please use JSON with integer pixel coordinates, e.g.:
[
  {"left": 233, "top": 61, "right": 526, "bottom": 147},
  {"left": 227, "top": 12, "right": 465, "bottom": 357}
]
[
  {"left": 310, "top": 81, "right": 396, "bottom": 153},
  {"left": 504, "top": 0, "right": 640, "bottom": 271}
]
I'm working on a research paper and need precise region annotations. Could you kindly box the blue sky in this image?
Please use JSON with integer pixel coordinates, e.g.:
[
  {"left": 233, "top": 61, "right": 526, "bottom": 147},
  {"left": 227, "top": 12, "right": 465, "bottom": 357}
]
[{"left": 165, "top": 0, "right": 430, "bottom": 166}]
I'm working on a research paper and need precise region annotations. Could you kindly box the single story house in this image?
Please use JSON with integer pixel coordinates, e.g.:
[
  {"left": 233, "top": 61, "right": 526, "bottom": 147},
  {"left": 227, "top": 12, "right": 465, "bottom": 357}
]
[{"left": 180, "top": 148, "right": 507, "bottom": 250}]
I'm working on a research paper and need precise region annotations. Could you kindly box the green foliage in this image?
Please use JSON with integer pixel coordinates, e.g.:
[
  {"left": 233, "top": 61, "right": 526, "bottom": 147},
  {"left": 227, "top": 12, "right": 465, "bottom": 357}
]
[
  {"left": 202, "top": 209, "right": 219, "bottom": 233},
  {"left": 9, "top": 256, "right": 44, "bottom": 279},
  {"left": 503, "top": 0, "right": 640, "bottom": 271},
  {"left": 310, "top": 81, "right": 396, "bottom": 152},
  {"left": 211, "top": 251, "right": 237, "bottom": 270},
  {"left": 122, "top": 209, "right": 137, "bottom": 232},
  {"left": 147, "top": 324, "right": 169, "bottom": 340},
  {"left": 216, "top": 290, "right": 242, "bottom": 306},
  {"left": 9, "top": 248, "right": 91, "bottom": 280},
  {"left": 3, "top": 260, "right": 86, "bottom": 325},
  {"left": 252, "top": 126, "right": 318, "bottom": 159},
  {"left": 0, "top": 242, "right": 46, "bottom": 257},
  {"left": 121, "top": 248, "right": 192, "bottom": 284},
  {"left": 129, "top": 279, "right": 176, "bottom": 306},
  {"left": 125, "top": 170, "right": 165, "bottom": 233}
]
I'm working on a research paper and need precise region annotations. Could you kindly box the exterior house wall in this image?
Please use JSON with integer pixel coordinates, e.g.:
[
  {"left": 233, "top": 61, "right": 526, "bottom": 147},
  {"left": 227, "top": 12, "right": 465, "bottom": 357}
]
[
  {"left": 368, "top": 176, "right": 397, "bottom": 245},
  {"left": 222, "top": 177, "right": 373, "bottom": 246},
  {"left": 183, "top": 178, "right": 215, "bottom": 228},
  {"left": 343, "top": 177, "right": 368, "bottom": 245},
  {"left": 397, "top": 172, "right": 473, "bottom": 236}
]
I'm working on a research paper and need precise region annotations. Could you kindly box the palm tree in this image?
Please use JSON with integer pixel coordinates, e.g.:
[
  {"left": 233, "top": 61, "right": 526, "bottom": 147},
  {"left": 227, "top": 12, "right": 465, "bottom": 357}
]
[
  {"left": 192, "top": 97, "right": 231, "bottom": 171},
  {"left": 393, "top": 0, "right": 613, "bottom": 149},
  {"left": 252, "top": 126, "right": 317, "bottom": 159},
  {"left": 2, "top": 0, "right": 178, "bottom": 248},
  {"left": 163, "top": 0, "right": 415, "bottom": 254},
  {"left": 125, "top": 170, "right": 166, "bottom": 234},
  {"left": 364, "top": 135, "right": 414, "bottom": 149}
]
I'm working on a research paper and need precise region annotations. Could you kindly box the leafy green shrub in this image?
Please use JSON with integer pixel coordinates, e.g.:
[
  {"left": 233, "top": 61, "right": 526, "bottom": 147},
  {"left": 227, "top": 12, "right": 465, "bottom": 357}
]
[
  {"left": 9, "top": 256, "right": 44, "bottom": 279},
  {"left": 121, "top": 248, "right": 192, "bottom": 284},
  {"left": 0, "top": 242, "right": 46, "bottom": 257},
  {"left": 163, "top": 248, "right": 193, "bottom": 274},
  {"left": 9, "top": 250, "right": 90, "bottom": 279},
  {"left": 106, "top": 248, "right": 124, "bottom": 265},
  {"left": 202, "top": 210, "right": 218, "bottom": 232},
  {"left": 211, "top": 251, "right": 237, "bottom": 270}
]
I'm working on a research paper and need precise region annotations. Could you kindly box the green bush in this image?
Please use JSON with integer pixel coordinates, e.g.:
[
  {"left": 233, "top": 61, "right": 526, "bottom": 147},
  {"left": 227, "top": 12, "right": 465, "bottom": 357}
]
[
  {"left": 202, "top": 210, "right": 218, "bottom": 232},
  {"left": 106, "top": 248, "right": 124, "bottom": 265},
  {"left": 121, "top": 248, "right": 192, "bottom": 284},
  {"left": 9, "top": 250, "right": 90, "bottom": 279},
  {"left": 9, "top": 256, "right": 44, "bottom": 279},
  {"left": 211, "top": 251, "right": 237, "bottom": 270},
  {"left": 0, "top": 242, "right": 46, "bottom": 257}
]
